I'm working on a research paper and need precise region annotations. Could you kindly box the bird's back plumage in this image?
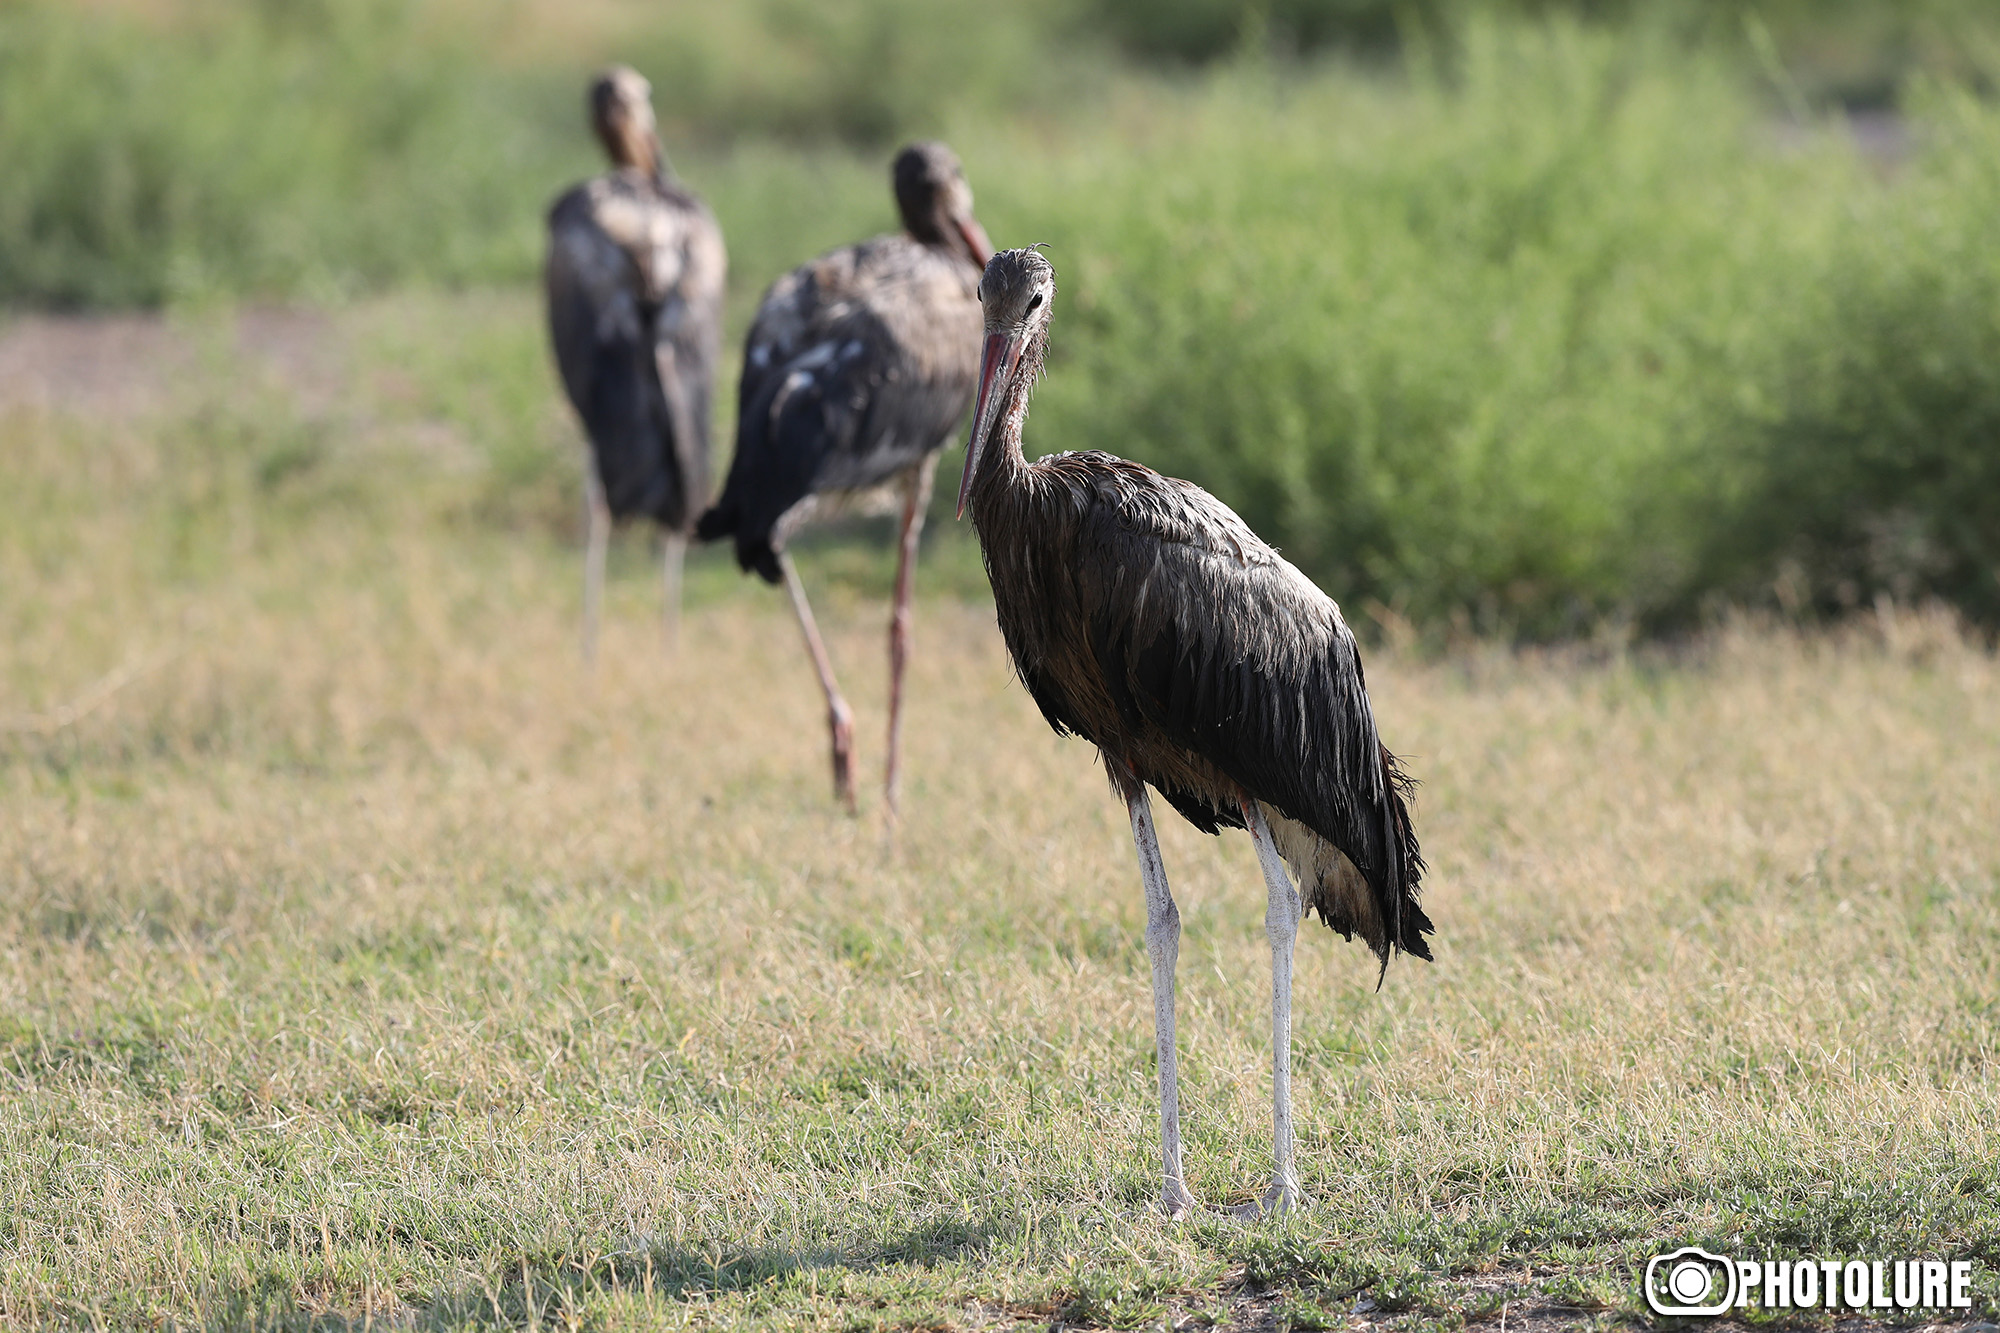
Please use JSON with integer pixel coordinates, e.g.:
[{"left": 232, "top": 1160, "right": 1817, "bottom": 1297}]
[
  {"left": 697, "top": 234, "right": 982, "bottom": 582},
  {"left": 546, "top": 169, "right": 725, "bottom": 529},
  {"left": 974, "top": 450, "right": 1432, "bottom": 964}
]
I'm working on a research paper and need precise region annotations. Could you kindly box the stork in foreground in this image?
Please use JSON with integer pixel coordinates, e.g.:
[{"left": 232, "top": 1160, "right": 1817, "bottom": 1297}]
[
  {"left": 546, "top": 66, "right": 726, "bottom": 662},
  {"left": 697, "top": 142, "right": 992, "bottom": 815},
  {"left": 959, "top": 249, "right": 1434, "bottom": 1217}
]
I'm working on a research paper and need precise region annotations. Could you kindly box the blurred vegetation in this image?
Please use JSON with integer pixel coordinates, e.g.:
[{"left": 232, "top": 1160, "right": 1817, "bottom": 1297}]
[
  {"left": 3, "top": 0, "right": 2000, "bottom": 633},
  {"left": 1091, "top": 0, "right": 1996, "bottom": 98},
  {"left": 1694, "top": 81, "right": 2000, "bottom": 626},
  {"left": 0, "top": 1, "right": 544, "bottom": 305}
]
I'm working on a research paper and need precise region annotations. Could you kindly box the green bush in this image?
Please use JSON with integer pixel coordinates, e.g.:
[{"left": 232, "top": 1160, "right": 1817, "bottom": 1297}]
[
  {"left": 624, "top": 0, "right": 1084, "bottom": 145},
  {"left": 0, "top": 1, "right": 580, "bottom": 306},
  {"left": 1084, "top": 0, "right": 1998, "bottom": 85},
  {"left": 981, "top": 20, "right": 1852, "bottom": 632},
  {"left": 971, "top": 18, "right": 2000, "bottom": 633},
  {"left": 1692, "top": 81, "right": 2000, "bottom": 624},
  {"left": 0, "top": 0, "right": 1072, "bottom": 307},
  {"left": 1087, "top": 0, "right": 1441, "bottom": 62}
]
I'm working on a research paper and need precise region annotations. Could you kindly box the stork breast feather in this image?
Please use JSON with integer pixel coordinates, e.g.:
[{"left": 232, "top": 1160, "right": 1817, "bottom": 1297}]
[{"left": 645, "top": 241, "right": 685, "bottom": 300}]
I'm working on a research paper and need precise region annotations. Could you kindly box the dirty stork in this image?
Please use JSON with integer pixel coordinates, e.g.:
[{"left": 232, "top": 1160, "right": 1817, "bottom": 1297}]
[
  {"left": 696, "top": 141, "right": 992, "bottom": 815},
  {"left": 546, "top": 66, "right": 726, "bottom": 661},
  {"left": 958, "top": 249, "right": 1434, "bottom": 1217}
]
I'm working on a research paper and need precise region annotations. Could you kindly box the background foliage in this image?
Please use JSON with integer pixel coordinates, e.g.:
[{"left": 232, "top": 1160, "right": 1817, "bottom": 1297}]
[{"left": 2, "top": 0, "right": 1999, "bottom": 633}]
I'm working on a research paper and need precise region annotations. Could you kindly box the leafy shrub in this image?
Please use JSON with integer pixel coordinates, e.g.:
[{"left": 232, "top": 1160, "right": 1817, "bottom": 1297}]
[
  {"left": 1086, "top": 0, "right": 1999, "bottom": 83},
  {"left": 988, "top": 20, "right": 1847, "bottom": 632},
  {"left": 0, "top": 1, "right": 578, "bottom": 306},
  {"left": 623, "top": 0, "right": 1085, "bottom": 145},
  {"left": 1690, "top": 82, "right": 2000, "bottom": 624}
]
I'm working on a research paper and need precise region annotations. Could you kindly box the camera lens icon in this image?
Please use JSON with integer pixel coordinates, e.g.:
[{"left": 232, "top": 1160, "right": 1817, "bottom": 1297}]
[{"left": 1645, "top": 1247, "right": 1738, "bottom": 1316}]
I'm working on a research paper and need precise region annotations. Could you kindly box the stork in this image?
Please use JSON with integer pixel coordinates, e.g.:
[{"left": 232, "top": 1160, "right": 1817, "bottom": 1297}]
[
  {"left": 958, "top": 249, "right": 1434, "bottom": 1218},
  {"left": 697, "top": 141, "right": 992, "bottom": 816},
  {"left": 546, "top": 66, "right": 726, "bottom": 662}
]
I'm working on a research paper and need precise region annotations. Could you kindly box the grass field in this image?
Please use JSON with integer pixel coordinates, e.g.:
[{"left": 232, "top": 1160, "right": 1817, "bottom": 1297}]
[{"left": 3, "top": 303, "right": 1999, "bottom": 1328}]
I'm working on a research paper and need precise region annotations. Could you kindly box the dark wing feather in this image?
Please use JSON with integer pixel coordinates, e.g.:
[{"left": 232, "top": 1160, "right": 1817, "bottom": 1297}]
[
  {"left": 1072, "top": 461, "right": 1431, "bottom": 960},
  {"left": 1015, "top": 655, "right": 1086, "bottom": 742},
  {"left": 697, "top": 237, "right": 980, "bottom": 581},
  {"left": 545, "top": 175, "right": 724, "bottom": 529},
  {"left": 649, "top": 186, "right": 726, "bottom": 528}
]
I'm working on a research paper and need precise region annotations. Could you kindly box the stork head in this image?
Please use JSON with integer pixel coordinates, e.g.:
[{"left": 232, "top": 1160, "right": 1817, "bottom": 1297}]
[
  {"left": 590, "top": 66, "right": 662, "bottom": 177},
  {"left": 893, "top": 141, "right": 992, "bottom": 272},
  {"left": 958, "top": 248, "right": 1056, "bottom": 518}
]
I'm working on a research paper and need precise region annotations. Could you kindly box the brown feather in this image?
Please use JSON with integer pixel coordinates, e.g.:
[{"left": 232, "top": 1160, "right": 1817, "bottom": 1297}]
[
  {"left": 964, "top": 249, "right": 1434, "bottom": 967},
  {"left": 697, "top": 142, "right": 988, "bottom": 582},
  {"left": 546, "top": 71, "right": 725, "bottom": 531}
]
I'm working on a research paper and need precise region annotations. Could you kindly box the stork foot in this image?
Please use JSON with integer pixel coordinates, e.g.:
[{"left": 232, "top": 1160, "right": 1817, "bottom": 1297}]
[
  {"left": 829, "top": 701, "right": 857, "bottom": 815},
  {"left": 1224, "top": 1177, "right": 1306, "bottom": 1221},
  {"left": 1159, "top": 1178, "right": 1198, "bottom": 1220}
]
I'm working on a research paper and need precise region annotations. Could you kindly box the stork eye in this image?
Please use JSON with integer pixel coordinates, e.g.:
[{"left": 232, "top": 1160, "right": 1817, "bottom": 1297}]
[{"left": 1027, "top": 292, "right": 1044, "bottom": 311}]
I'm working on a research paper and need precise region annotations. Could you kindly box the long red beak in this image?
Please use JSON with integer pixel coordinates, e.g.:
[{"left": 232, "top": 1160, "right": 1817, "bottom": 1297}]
[
  {"left": 955, "top": 214, "right": 993, "bottom": 267},
  {"left": 958, "top": 330, "right": 1018, "bottom": 519}
]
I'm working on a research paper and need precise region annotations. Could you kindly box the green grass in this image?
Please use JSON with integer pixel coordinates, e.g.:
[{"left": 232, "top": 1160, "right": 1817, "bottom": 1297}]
[{"left": 2, "top": 292, "right": 2000, "bottom": 1329}]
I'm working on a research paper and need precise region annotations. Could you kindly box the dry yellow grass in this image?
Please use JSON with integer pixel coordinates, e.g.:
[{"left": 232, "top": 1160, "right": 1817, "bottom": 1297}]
[{"left": 1, "top": 305, "right": 1997, "bottom": 1328}]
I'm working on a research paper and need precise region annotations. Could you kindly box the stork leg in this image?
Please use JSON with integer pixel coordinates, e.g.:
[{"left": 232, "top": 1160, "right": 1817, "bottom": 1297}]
[
  {"left": 1238, "top": 798, "right": 1306, "bottom": 1217},
  {"left": 660, "top": 530, "right": 686, "bottom": 654},
  {"left": 1123, "top": 777, "right": 1197, "bottom": 1219},
  {"left": 779, "top": 551, "right": 857, "bottom": 814},
  {"left": 581, "top": 465, "right": 611, "bottom": 667},
  {"left": 884, "top": 453, "right": 938, "bottom": 819}
]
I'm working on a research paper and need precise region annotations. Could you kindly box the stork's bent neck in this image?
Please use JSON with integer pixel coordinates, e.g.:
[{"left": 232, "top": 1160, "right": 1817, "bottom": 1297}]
[
  {"left": 966, "top": 352, "right": 1034, "bottom": 520},
  {"left": 599, "top": 119, "right": 665, "bottom": 181}
]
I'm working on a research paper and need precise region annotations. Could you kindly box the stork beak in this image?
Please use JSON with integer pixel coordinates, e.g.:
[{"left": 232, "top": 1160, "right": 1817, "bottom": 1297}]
[
  {"left": 955, "top": 214, "right": 993, "bottom": 268},
  {"left": 958, "top": 330, "right": 1019, "bottom": 519}
]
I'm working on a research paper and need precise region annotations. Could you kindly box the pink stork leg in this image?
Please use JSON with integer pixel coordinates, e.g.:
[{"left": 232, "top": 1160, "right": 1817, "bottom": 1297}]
[
  {"left": 779, "top": 551, "right": 857, "bottom": 814},
  {"left": 1123, "top": 775, "right": 1198, "bottom": 1218},
  {"left": 1239, "top": 797, "right": 1307, "bottom": 1216},
  {"left": 884, "top": 453, "right": 938, "bottom": 818}
]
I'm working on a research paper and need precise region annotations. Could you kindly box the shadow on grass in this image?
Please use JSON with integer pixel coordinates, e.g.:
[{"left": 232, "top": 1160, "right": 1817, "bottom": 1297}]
[
  {"left": 414, "top": 1210, "right": 1020, "bottom": 1327},
  {"left": 94, "top": 1214, "right": 1014, "bottom": 1331}
]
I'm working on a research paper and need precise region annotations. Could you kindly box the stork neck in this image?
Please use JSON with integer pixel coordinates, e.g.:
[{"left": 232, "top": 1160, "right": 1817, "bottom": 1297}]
[
  {"left": 630, "top": 134, "right": 665, "bottom": 181},
  {"left": 902, "top": 203, "right": 981, "bottom": 271},
  {"left": 968, "top": 349, "right": 1034, "bottom": 514},
  {"left": 907, "top": 207, "right": 953, "bottom": 259},
  {"left": 599, "top": 120, "right": 662, "bottom": 178}
]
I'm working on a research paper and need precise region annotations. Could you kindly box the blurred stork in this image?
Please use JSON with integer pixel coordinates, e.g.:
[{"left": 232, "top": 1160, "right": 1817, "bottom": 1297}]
[
  {"left": 959, "top": 249, "right": 1434, "bottom": 1217},
  {"left": 697, "top": 141, "right": 992, "bottom": 815},
  {"left": 546, "top": 66, "right": 726, "bottom": 661}
]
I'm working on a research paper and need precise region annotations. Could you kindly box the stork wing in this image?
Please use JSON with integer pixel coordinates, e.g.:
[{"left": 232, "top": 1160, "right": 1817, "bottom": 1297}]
[
  {"left": 545, "top": 177, "right": 724, "bottom": 528},
  {"left": 702, "top": 238, "right": 979, "bottom": 580},
  {"left": 1072, "top": 464, "right": 1431, "bottom": 958},
  {"left": 650, "top": 199, "right": 726, "bottom": 526}
]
